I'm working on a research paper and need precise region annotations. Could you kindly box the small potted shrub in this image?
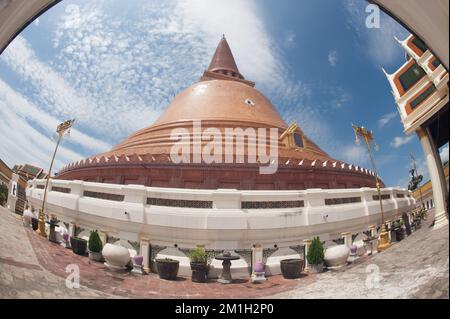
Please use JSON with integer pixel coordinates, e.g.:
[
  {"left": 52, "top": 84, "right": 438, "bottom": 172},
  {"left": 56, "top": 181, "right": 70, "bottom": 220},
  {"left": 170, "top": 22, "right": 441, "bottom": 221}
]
[
  {"left": 70, "top": 236, "right": 87, "bottom": 256},
  {"left": 188, "top": 247, "right": 209, "bottom": 283},
  {"left": 307, "top": 236, "right": 325, "bottom": 273},
  {"left": 156, "top": 258, "right": 179, "bottom": 280},
  {"left": 88, "top": 230, "right": 104, "bottom": 262}
]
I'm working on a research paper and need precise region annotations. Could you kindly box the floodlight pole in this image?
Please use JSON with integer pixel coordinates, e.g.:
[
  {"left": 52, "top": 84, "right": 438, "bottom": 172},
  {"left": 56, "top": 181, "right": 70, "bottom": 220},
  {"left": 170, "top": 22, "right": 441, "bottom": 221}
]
[
  {"left": 352, "top": 124, "right": 391, "bottom": 252},
  {"left": 36, "top": 119, "right": 75, "bottom": 237}
]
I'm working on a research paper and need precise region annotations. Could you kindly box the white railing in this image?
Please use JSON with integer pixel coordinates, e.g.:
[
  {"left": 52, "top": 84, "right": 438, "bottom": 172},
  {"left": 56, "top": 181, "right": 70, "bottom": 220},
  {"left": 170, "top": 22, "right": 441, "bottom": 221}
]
[{"left": 27, "top": 178, "right": 414, "bottom": 211}]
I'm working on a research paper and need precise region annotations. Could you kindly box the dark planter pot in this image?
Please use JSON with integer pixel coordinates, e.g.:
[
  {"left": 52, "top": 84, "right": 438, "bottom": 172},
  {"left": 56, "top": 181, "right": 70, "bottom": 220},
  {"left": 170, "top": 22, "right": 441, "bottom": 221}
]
[
  {"left": 390, "top": 229, "right": 397, "bottom": 242},
  {"left": 395, "top": 228, "right": 405, "bottom": 242},
  {"left": 280, "top": 258, "right": 303, "bottom": 279},
  {"left": 70, "top": 237, "right": 87, "bottom": 256},
  {"left": 190, "top": 262, "right": 208, "bottom": 283},
  {"left": 31, "top": 218, "right": 39, "bottom": 231},
  {"left": 156, "top": 259, "right": 179, "bottom": 280}
]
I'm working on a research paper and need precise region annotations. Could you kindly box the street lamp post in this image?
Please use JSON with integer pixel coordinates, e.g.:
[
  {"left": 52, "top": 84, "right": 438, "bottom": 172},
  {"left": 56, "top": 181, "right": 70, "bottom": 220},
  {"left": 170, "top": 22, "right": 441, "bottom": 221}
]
[
  {"left": 36, "top": 119, "right": 75, "bottom": 237},
  {"left": 352, "top": 124, "right": 391, "bottom": 252}
]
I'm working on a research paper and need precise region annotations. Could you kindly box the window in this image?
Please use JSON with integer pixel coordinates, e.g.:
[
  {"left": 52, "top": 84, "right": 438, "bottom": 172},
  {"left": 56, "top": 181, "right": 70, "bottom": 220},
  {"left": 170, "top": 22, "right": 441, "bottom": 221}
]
[
  {"left": 242, "top": 200, "right": 304, "bottom": 209},
  {"left": 244, "top": 98, "right": 255, "bottom": 106},
  {"left": 325, "top": 197, "right": 361, "bottom": 205},
  {"left": 398, "top": 62, "right": 426, "bottom": 92},
  {"left": 412, "top": 37, "right": 428, "bottom": 54},
  {"left": 432, "top": 59, "right": 441, "bottom": 69},
  {"left": 293, "top": 133, "right": 304, "bottom": 148},
  {"left": 410, "top": 85, "right": 436, "bottom": 110},
  {"left": 373, "top": 194, "right": 390, "bottom": 201}
]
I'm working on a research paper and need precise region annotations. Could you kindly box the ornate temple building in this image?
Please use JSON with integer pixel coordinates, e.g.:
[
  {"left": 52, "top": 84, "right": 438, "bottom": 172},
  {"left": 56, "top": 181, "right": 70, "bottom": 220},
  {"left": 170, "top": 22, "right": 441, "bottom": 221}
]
[
  {"left": 384, "top": 34, "right": 449, "bottom": 229},
  {"left": 56, "top": 37, "right": 380, "bottom": 191},
  {"left": 27, "top": 37, "right": 415, "bottom": 277}
]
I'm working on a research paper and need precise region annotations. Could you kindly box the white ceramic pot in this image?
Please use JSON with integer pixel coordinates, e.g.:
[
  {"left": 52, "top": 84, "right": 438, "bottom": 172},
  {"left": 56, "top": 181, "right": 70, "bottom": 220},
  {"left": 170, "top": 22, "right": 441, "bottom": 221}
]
[
  {"left": 102, "top": 243, "right": 130, "bottom": 269},
  {"left": 22, "top": 210, "right": 35, "bottom": 227},
  {"left": 324, "top": 245, "right": 350, "bottom": 268}
]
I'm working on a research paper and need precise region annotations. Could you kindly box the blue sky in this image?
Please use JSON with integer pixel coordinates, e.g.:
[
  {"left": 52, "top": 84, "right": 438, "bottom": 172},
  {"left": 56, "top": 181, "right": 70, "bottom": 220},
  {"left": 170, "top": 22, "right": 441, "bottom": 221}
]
[{"left": 0, "top": 0, "right": 447, "bottom": 187}]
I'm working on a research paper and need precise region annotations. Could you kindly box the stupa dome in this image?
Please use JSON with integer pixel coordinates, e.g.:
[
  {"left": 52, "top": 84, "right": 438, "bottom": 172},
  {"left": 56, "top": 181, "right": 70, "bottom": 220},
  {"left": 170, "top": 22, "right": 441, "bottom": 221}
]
[{"left": 57, "top": 36, "right": 380, "bottom": 190}]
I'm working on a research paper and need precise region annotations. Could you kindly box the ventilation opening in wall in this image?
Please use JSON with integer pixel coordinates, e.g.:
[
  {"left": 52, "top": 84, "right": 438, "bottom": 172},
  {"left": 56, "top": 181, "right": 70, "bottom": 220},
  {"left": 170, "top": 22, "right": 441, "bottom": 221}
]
[{"left": 244, "top": 98, "right": 255, "bottom": 106}]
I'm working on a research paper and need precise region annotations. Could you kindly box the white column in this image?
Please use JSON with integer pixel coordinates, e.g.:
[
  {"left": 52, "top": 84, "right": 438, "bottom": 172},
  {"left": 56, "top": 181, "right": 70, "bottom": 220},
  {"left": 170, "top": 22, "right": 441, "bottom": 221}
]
[
  {"left": 139, "top": 238, "right": 150, "bottom": 273},
  {"left": 303, "top": 239, "right": 312, "bottom": 271},
  {"left": 386, "top": 220, "right": 392, "bottom": 241},
  {"left": 341, "top": 232, "right": 352, "bottom": 247},
  {"left": 68, "top": 222, "right": 76, "bottom": 237},
  {"left": 251, "top": 244, "right": 264, "bottom": 270},
  {"left": 417, "top": 127, "right": 448, "bottom": 229}
]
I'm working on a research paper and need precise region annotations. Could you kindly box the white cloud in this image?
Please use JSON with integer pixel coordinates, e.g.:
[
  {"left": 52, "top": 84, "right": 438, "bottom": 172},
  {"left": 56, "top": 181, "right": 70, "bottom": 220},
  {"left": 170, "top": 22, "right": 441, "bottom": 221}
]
[
  {"left": 344, "top": 0, "right": 409, "bottom": 67},
  {"left": 0, "top": 78, "right": 110, "bottom": 153},
  {"left": 339, "top": 144, "right": 370, "bottom": 166},
  {"left": 0, "top": 98, "right": 84, "bottom": 172},
  {"left": 34, "top": 18, "right": 40, "bottom": 26},
  {"left": 0, "top": 0, "right": 347, "bottom": 173},
  {"left": 284, "top": 31, "right": 296, "bottom": 48},
  {"left": 440, "top": 143, "right": 449, "bottom": 163},
  {"left": 328, "top": 50, "right": 338, "bottom": 66},
  {"left": 378, "top": 111, "right": 398, "bottom": 127},
  {"left": 330, "top": 86, "right": 351, "bottom": 108},
  {"left": 391, "top": 135, "right": 415, "bottom": 148}
]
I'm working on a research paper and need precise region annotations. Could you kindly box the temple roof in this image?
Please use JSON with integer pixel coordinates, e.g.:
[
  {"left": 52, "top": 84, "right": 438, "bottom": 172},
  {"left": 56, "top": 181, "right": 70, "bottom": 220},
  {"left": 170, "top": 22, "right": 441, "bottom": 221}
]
[
  {"left": 200, "top": 36, "right": 254, "bottom": 86},
  {"left": 208, "top": 36, "right": 240, "bottom": 74}
]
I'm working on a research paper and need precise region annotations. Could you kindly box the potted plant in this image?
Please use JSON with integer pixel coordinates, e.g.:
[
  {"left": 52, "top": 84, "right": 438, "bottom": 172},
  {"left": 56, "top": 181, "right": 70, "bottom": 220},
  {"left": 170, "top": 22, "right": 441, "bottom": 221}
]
[
  {"left": 31, "top": 217, "right": 39, "bottom": 231},
  {"left": 188, "top": 247, "right": 209, "bottom": 283},
  {"left": 156, "top": 258, "right": 179, "bottom": 280},
  {"left": 307, "top": 236, "right": 325, "bottom": 273},
  {"left": 88, "top": 230, "right": 104, "bottom": 262},
  {"left": 70, "top": 236, "right": 87, "bottom": 256},
  {"left": 393, "top": 220, "right": 405, "bottom": 242}
]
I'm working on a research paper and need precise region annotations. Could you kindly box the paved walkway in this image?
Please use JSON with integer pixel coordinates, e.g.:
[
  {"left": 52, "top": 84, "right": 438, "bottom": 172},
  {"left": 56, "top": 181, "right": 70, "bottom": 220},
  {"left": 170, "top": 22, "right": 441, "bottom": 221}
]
[
  {"left": 0, "top": 205, "right": 448, "bottom": 298},
  {"left": 270, "top": 213, "right": 449, "bottom": 299},
  {"left": 0, "top": 206, "right": 115, "bottom": 298}
]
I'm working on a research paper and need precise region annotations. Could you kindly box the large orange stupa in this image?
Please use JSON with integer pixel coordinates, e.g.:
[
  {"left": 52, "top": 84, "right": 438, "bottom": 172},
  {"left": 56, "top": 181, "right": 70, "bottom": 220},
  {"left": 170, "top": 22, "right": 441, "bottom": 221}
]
[{"left": 57, "top": 37, "right": 380, "bottom": 190}]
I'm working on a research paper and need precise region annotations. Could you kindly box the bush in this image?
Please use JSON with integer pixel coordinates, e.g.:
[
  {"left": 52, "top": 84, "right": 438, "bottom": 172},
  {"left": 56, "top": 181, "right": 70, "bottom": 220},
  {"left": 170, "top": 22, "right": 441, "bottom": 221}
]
[
  {"left": 188, "top": 247, "right": 208, "bottom": 264},
  {"left": 88, "top": 230, "right": 103, "bottom": 253},
  {"left": 0, "top": 183, "right": 8, "bottom": 206},
  {"left": 307, "top": 236, "right": 324, "bottom": 265}
]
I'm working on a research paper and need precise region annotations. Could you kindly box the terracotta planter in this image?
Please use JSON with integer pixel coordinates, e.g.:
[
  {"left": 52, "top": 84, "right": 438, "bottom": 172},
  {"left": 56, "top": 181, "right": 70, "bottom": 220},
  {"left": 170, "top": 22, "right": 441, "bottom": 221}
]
[
  {"left": 70, "top": 237, "right": 87, "bottom": 256},
  {"left": 280, "top": 259, "right": 303, "bottom": 279},
  {"left": 190, "top": 262, "right": 208, "bottom": 283},
  {"left": 156, "top": 259, "right": 179, "bottom": 280}
]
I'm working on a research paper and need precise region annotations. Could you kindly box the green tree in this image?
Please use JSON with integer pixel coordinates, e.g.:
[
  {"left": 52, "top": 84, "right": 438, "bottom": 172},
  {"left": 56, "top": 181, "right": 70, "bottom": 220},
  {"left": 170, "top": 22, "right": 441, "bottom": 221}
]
[
  {"left": 88, "top": 230, "right": 103, "bottom": 253},
  {"left": 307, "top": 236, "right": 324, "bottom": 265}
]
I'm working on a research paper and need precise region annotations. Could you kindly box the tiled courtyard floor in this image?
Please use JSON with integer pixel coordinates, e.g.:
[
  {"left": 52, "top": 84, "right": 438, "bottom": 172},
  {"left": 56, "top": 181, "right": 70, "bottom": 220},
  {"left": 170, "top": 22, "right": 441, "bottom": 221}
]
[{"left": 0, "top": 205, "right": 448, "bottom": 299}]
